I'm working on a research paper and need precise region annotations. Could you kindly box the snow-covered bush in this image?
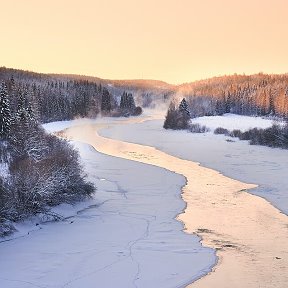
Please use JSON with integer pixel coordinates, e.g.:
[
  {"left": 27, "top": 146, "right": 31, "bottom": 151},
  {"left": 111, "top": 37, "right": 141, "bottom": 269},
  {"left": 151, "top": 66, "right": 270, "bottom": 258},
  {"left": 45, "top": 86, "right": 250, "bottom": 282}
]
[
  {"left": 227, "top": 123, "right": 288, "bottom": 148},
  {"left": 247, "top": 124, "right": 288, "bottom": 148},
  {"left": 133, "top": 106, "right": 143, "bottom": 116},
  {"left": 0, "top": 84, "right": 95, "bottom": 235},
  {"left": 229, "top": 129, "right": 242, "bottom": 138},
  {"left": 214, "top": 127, "right": 229, "bottom": 135},
  {"left": 189, "top": 123, "right": 210, "bottom": 133},
  {"left": 164, "top": 98, "right": 191, "bottom": 130},
  {"left": 8, "top": 128, "right": 95, "bottom": 221}
]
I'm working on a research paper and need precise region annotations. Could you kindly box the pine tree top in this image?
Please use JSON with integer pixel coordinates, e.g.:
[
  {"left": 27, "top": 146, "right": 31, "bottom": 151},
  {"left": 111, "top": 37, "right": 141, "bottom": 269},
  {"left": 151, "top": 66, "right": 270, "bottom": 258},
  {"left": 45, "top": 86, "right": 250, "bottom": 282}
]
[{"left": 179, "top": 98, "right": 190, "bottom": 117}]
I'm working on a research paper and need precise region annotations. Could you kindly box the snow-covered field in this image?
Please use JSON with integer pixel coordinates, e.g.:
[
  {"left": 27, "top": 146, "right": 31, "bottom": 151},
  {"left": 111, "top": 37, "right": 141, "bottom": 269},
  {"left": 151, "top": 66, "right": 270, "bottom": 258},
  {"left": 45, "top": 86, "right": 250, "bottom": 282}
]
[
  {"left": 0, "top": 130, "right": 215, "bottom": 287},
  {"left": 192, "top": 113, "right": 276, "bottom": 131},
  {"left": 100, "top": 113, "right": 288, "bottom": 215}
]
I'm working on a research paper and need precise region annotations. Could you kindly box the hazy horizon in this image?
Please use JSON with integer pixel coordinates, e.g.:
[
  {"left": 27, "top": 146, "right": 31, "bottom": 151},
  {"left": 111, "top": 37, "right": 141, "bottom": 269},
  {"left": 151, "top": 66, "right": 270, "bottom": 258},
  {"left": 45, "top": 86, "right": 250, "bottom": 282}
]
[{"left": 1, "top": 0, "right": 287, "bottom": 84}]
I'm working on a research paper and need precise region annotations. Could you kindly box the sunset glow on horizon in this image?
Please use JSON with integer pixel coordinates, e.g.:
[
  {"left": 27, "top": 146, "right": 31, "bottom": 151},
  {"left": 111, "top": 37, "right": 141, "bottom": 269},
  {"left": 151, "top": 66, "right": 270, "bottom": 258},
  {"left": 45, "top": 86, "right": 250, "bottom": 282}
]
[{"left": 1, "top": 0, "right": 288, "bottom": 84}]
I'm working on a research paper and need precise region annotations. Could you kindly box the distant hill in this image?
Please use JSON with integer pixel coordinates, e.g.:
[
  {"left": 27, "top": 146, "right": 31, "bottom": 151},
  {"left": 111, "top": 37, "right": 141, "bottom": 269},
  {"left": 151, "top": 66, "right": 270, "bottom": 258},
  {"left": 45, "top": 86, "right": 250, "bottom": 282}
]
[
  {"left": 177, "top": 73, "right": 288, "bottom": 95},
  {"left": 175, "top": 73, "right": 288, "bottom": 118},
  {"left": 51, "top": 73, "right": 172, "bottom": 88},
  {"left": 49, "top": 73, "right": 174, "bottom": 92},
  {"left": 0, "top": 67, "right": 176, "bottom": 109},
  {"left": 51, "top": 73, "right": 175, "bottom": 106}
]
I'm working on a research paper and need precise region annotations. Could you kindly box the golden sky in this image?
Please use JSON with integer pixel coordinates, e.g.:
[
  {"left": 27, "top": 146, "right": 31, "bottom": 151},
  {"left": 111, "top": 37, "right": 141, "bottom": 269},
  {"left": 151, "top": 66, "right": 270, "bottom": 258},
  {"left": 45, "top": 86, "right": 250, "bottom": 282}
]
[{"left": 1, "top": 0, "right": 287, "bottom": 84}]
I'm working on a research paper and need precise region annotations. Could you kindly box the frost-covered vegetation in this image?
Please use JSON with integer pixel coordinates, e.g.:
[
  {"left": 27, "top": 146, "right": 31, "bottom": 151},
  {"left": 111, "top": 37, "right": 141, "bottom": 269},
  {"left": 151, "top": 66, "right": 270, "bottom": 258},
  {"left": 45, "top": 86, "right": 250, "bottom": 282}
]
[
  {"left": 215, "top": 123, "right": 288, "bottom": 149},
  {"left": 164, "top": 98, "right": 209, "bottom": 132},
  {"left": 109, "top": 91, "right": 142, "bottom": 117},
  {"left": 0, "top": 81, "right": 95, "bottom": 236},
  {"left": 165, "top": 95, "right": 288, "bottom": 149},
  {"left": 178, "top": 73, "right": 288, "bottom": 119},
  {"left": 164, "top": 98, "right": 191, "bottom": 129},
  {"left": 164, "top": 73, "right": 288, "bottom": 145}
]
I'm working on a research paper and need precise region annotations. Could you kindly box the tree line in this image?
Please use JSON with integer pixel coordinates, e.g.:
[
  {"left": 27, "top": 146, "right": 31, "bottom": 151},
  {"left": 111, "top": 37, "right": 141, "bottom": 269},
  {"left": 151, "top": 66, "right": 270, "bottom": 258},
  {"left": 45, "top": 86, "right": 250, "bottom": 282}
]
[
  {"left": 164, "top": 73, "right": 288, "bottom": 130},
  {"left": 0, "top": 67, "right": 142, "bottom": 123},
  {"left": 177, "top": 73, "right": 288, "bottom": 119}
]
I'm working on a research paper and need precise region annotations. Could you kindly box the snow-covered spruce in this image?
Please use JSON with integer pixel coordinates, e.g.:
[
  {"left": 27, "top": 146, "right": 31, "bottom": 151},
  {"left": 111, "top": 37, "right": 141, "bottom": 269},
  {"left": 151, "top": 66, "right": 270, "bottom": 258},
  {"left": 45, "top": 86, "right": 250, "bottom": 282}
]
[
  {"left": 0, "top": 87, "right": 95, "bottom": 237},
  {"left": 0, "top": 83, "right": 12, "bottom": 138},
  {"left": 164, "top": 98, "right": 191, "bottom": 130}
]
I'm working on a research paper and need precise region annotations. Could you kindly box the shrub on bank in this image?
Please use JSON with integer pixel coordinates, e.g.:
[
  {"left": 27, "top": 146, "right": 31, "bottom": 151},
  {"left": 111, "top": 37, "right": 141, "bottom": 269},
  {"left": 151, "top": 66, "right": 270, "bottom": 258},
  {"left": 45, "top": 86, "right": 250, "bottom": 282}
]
[
  {"left": 218, "top": 123, "right": 288, "bottom": 149},
  {"left": 189, "top": 123, "right": 210, "bottom": 133},
  {"left": 0, "top": 123, "right": 95, "bottom": 235},
  {"left": 214, "top": 127, "right": 229, "bottom": 135}
]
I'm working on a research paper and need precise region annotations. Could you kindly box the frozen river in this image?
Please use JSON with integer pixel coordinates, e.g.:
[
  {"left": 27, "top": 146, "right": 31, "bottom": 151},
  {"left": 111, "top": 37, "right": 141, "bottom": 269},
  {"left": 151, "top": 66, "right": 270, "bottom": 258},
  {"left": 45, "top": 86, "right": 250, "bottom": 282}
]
[{"left": 1, "top": 113, "right": 287, "bottom": 288}]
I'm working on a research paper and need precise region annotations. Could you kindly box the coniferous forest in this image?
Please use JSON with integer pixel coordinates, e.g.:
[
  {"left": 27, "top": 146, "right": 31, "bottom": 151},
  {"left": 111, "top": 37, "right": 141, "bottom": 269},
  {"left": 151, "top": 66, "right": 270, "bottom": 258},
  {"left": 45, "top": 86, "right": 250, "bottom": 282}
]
[{"left": 177, "top": 73, "right": 288, "bottom": 119}]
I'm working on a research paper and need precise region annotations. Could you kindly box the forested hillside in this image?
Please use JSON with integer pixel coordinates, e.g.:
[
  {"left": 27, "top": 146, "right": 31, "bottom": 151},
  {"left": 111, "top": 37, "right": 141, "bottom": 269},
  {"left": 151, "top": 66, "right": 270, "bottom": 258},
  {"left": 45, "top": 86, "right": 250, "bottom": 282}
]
[
  {"left": 45, "top": 73, "right": 173, "bottom": 110},
  {"left": 177, "top": 73, "right": 288, "bottom": 119},
  {"left": 0, "top": 67, "right": 111, "bottom": 122}
]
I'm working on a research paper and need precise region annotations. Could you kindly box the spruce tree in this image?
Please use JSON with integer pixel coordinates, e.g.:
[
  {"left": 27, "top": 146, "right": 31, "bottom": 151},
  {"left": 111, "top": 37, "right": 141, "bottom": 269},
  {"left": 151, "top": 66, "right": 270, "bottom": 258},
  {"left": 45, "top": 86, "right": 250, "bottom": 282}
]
[
  {"left": 163, "top": 101, "right": 178, "bottom": 129},
  {"left": 16, "top": 90, "right": 28, "bottom": 123},
  {"left": 127, "top": 93, "right": 135, "bottom": 109},
  {"left": 268, "top": 89, "right": 276, "bottom": 115},
  {"left": 120, "top": 91, "right": 128, "bottom": 109},
  {"left": 225, "top": 92, "right": 231, "bottom": 113},
  {"left": 178, "top": 98, "right": 190, "bottom": 129},
  {"left": 179, "top": 98, "right": 190, "bottom": 117},
  {"left": 101, "top": 87, "right": 111, "bottom": 112},
  {"left": 0, "top": 83, "right": 12, "bottom": 138},
  {"left": 120, "top": 92, "right": 135, "bottom": 110},
  {"left": 26, "top": 101, "right": 36, "bottom": 124}
]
